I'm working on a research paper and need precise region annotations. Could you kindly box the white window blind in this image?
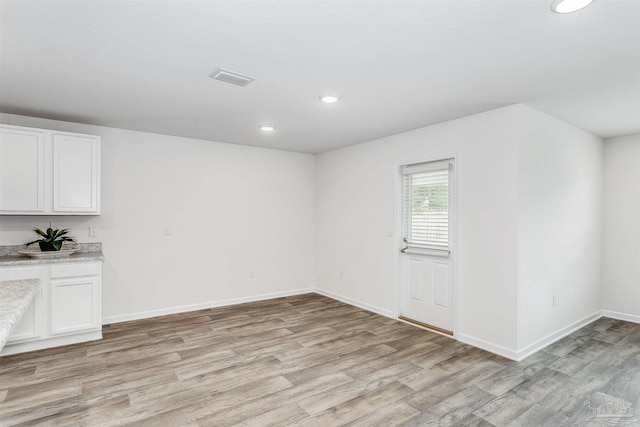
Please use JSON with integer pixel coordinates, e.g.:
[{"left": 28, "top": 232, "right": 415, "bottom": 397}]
[{"left": 402, "top": 160, "right": 451, "bottom": 250}]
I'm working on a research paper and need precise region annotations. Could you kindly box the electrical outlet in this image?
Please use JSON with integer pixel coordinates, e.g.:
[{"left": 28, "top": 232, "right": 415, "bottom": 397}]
[
  {"left": 553, "top": 295, "right": 558, "bottom": 307},
  {"left": 89, "top": 226, "right": 97, "bottom": 237},
  {"left": 163, "top": 226, "right": 172, "bottom": 235}
]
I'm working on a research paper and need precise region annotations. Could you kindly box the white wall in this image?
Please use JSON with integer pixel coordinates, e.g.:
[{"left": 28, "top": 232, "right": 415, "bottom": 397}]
[
  {"left": 516, "top": 108, "right": 603, "bottom": 355},
  {"left": 0, "top": 114, "right": 316, "bottom": 322},
  {"left": 602, "top": 134, "right": 640, "bottom": 322},
  {"left": 315, "top": 104, "right": 608, "bottom": 359},
  {"left": 316, "top": 105, "right": 522, "bottom": 354},
  {"left": 1, "top": 108, "right": 626, "bottom": 361}
]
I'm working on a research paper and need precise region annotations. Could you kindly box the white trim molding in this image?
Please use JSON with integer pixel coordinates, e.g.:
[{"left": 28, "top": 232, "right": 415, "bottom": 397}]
[
  {"left": 602, "top": 310, "right": 640, "bottom": 324},
  {"left": 102, "top": 287, "right": 314, "bottom": 324},
  {"left": 458, "top": 310, "right": 605, "bottom": 362},
  {"left": 102, "top": 289, "right": 638, "bottom": 364},
  {"left": 0, "top": 330, "right": 102, "bottom": 356},
  {"left": 515, "top": 310, "right": 603, "bottom": 361},
  {"left": 456, "top": 332, "right": 520, "bottom": 361},
  {"left": 314, "top": 288, "right": 394, "bottom": 319}
]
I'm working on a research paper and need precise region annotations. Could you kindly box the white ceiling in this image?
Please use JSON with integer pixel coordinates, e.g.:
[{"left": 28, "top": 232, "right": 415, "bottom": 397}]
[{"left": 1, "top": 0, "right": 639, "bottom": 153}]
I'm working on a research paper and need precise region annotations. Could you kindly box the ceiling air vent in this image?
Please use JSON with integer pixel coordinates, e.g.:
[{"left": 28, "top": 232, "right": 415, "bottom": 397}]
[{"left": 210, "top": 68, "right": 256, "bottom": 87}]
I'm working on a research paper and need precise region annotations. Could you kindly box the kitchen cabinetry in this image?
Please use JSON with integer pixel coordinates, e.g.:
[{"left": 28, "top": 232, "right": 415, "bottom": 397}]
[
  {"left": 0, "top": 261, "right": 102, "bottom": 355},
  {"left": 0, "top": 124, "right": 100, "bottom": 215},
  {"left": 50, "top": 262, "right": 101, "bottom": 336},
  {"left": 0, "top": 127, "right": 45, "bottom": 212}
]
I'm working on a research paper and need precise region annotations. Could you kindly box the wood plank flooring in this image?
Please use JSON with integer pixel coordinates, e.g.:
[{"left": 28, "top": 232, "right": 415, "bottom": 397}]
[{"left": 0, "top": 293, "right": 639, "bottom": 426}]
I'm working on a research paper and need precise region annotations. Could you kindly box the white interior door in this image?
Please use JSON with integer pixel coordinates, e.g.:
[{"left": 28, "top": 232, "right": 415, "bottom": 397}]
[{"left": 399, "top": 159, "right": 455, "bottom": 333}]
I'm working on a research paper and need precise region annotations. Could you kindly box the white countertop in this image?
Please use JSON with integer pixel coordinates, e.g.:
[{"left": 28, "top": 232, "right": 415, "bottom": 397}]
[{"left": 0, "top": 279, "right": 40, "bottom": 352}]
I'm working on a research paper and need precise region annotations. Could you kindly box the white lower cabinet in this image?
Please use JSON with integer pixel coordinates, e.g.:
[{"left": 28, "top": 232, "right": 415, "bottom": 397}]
[
  {"left": 50, "top": 262, "right": 101, "bottom": 336},
  {"left": 0, "top": 261, "right": 102, "bottom": 355}
]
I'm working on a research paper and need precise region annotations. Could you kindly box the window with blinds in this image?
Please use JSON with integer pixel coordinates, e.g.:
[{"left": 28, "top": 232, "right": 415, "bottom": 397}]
[{"left": 402, "top": 160, "right": 451, "bottom": 250}]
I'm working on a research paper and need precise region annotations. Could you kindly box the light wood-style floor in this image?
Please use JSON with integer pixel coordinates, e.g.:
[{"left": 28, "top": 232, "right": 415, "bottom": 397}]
[{"left": 0, "top": 293, "right": 638, "bottom": 426}]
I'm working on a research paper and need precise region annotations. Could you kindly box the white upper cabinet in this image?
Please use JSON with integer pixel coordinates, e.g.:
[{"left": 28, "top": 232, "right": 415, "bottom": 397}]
[
  {"left": 53, "top": 133, "right": 100, "bottom": 213},
  {"left": 0, "top": 125, "right": 101, "bottom": 215},
  {"left": 0, "top": 127, "right": 46, "bottom": 212}
]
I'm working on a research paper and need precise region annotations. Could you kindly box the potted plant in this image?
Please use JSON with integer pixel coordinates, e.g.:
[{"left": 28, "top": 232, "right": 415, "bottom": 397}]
[{"left": 25, "top": 224, "right": 75, "bottom": 251}]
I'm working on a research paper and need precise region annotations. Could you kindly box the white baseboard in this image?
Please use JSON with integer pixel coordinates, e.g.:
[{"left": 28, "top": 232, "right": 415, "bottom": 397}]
[
  {"left": 314, "top": 288, "right": 394, "bottom": 319},
  {"left": 314, "top": 289, "right": 521, "bottom": 360},
  {"left": 1, "top": 331, "right": 102, "bottom": 356},
  {"left": 515, "top": 310, "right": 603, "bottom": 361},
  {"left": 102, "top": 287, "right": 315, "bottom": 324},
  {"left": 602, "top": 309, "right": 640, "bottom": 324},
  {"left": 456, "top": 333, "right": 519, "bottom": 361},
  {"left": 458, "top": 311, "right": 604, "bottom": 362},
  {"left": 102, "top": 289, "right": 631, "bottom": 365}
]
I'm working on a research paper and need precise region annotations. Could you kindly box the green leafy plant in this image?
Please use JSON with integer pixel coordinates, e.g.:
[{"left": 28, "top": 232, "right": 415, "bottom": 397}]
[{"left": 25, "top": 223, "right": 75, "bottom": 251}]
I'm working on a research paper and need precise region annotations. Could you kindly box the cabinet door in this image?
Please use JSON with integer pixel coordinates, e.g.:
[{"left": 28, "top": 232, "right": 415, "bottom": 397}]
[
  {"left": 0, "top": 266, "right": 44, "bottom": 343},
  {"left": 50, "top": 275, "right": 101, "bottom": 335},
  {"left": 0, "top": 126, "right": 46, "bottom": 212},
  {"left": 53, "top": 133, "right": 100, "bottom": 214}
]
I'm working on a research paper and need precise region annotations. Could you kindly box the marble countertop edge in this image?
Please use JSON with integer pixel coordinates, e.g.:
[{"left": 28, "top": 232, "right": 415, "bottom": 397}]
[
  {"left": 0, "top": 252, "right": 104, "bottom": 266},
  {"left": 0, "top": 243, "right": 103, "bottom": 266}
]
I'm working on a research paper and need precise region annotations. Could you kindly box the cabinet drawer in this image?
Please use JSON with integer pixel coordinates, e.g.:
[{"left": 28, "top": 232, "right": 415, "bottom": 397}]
[
  {"left": 0, "top": 266, "right": 42, "bottom": 281},
  {"left": 50, "top": 262, "right": 101, "bottom": 278}
]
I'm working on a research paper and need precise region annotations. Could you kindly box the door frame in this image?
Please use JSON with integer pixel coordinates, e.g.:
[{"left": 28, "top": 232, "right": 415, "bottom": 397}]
[{"left": 393, "top": 154, "right": 460, "bottom": 337}]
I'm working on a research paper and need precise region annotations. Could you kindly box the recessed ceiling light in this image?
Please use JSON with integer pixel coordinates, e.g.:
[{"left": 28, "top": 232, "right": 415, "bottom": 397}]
[
  {"left": 260, "top": 125, "right": 274, "bottom": 132},
  {"left": 320, "top": 95, "right": 340, "bottom": 103},
  {"left": 550, "top": 0, "right": 595, "bottom": 14}
]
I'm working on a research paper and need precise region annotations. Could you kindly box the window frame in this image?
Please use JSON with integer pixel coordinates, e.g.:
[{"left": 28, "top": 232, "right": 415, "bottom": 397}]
[{"left": 401, "top": 159, "right": 453, "bottom": 255}]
